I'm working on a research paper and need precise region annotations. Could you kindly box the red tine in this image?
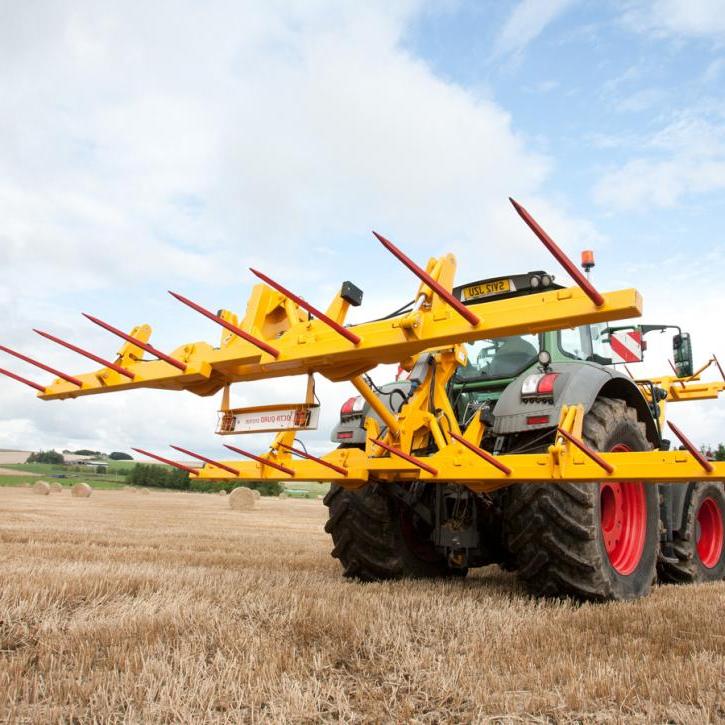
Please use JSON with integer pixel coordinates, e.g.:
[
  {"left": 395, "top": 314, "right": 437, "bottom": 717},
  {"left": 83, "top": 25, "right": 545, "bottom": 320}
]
[
  {"left": 223, "top": 443, "right": 295, "bottom": 476},
  {"left": 131, "top": 448, "right": 200, "bottom": 474},
  {"left": 557, "top": 427, "right": 614, "bottom": 474},
  {"left": 370, "top": 437, "right": 438, "bottom": 475},
  {"left": 667, "top": 421, "right": 714, "bottom": 473},
  {"left": 169, "top": 445, "right": 240, "bottom": 475},
  {"left": 249, "top": 268, "right": 361, "bottom": 345},
  {"left": 168, "top": 291, "right": 280, "bottom": 358},
  {"left": 450, "top": 433, "right": 511, "bottom": 475},
  {"left": 509, "top": 198, "right": 605, "bottom": 307},
  {"left": 34, "top": 329, "right": 135, "bottom": 379},
  {"left": 83, "top": 313, "right": 186, "bottom": 371},
  {"left": 0, "top": 345, "right": 82, "bottom": 387},
  {"left": 277, "top": 442, "right": 348, "bottom": 476},
  {"left": 0, "top": 366, "right": 45, "bottom": 392},
  {"left": 372, "top": 232, "right": 480, "bottom": 326}
]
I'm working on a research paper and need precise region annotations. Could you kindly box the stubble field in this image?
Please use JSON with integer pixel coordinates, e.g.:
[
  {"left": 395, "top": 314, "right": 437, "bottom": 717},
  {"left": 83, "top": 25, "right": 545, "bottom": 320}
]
[{"left": 0, "top": 486, "right": 723, "bottom": 723}]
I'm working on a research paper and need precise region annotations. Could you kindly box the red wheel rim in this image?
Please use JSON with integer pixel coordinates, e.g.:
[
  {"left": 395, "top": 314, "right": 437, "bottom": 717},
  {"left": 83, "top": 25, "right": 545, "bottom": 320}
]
[
  {"left": 599, "top": 443, "right": 647, "bottom": 575},
  {"left": 696, "top": 497, "right": 724, "bottom": 569}
]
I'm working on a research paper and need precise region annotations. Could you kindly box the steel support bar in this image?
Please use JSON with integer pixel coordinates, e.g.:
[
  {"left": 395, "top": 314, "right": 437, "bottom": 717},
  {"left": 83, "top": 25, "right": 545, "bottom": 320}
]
[{"left": 351, "top": 375, "right": 401, "bottom": 435}]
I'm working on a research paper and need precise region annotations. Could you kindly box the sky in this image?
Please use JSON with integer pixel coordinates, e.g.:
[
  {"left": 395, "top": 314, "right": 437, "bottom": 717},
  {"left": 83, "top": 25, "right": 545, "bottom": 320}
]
[{"left": 1, "top": 0, "right": 724, "bottom": 459}]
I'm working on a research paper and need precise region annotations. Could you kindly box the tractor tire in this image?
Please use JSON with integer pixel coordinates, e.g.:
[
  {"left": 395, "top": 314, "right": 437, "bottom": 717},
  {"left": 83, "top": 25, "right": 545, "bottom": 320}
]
[
  {"left": 323, "top": 483, "right": 451, "bottom": 581},
  {"left": 658, "top": 482, "right": 725, "bottom": 583},
  {"left": 503, "top": 397, "right": 659, "bottom": 601}
]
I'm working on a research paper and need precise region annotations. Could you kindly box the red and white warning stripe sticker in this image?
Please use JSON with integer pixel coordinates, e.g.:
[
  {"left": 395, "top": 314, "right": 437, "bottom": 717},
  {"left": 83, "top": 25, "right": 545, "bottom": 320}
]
[{"left": 610, "top": 330, "right": 643, "bottom": 363}]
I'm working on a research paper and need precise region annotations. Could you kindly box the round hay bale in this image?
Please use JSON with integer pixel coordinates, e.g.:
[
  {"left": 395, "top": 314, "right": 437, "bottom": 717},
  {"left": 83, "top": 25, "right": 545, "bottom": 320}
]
[
  {"left": 49, "top": 481, "right": 63, "bottom": 493},
  {"left": 33, "top": 480, "right": 51, "bottom": 495},
  {"left": 218, "top": 489, "right": 227, "bottom": 496},
  {"left": 228, "top": 486, "right": 256, "bottom": 511},
  {"left": 71, "top": 482, "right": 92, "bottom": 498}
]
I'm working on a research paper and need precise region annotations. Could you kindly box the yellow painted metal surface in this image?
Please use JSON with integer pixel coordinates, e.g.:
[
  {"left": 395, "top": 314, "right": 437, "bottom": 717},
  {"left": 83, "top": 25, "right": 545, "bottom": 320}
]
[
  {"left": 30, "top": 248, "right": 724, "bottom": 491},
  {"left": 37, "top": 253, "right": 642, "bottom": 400}
]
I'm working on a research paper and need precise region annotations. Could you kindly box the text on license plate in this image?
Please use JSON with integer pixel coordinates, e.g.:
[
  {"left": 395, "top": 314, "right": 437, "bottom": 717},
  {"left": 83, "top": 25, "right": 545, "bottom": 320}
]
[{"left": 462, "top": 279, "right": 511, "bottom": 301}]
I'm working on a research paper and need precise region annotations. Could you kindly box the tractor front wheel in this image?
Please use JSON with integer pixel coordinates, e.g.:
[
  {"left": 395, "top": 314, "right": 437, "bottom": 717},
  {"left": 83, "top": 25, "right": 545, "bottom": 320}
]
[
  {"left": 503, "top": 397, "right": 659, "bottom": 601},
  {"left": 658, "top": 482, "right": 725, "bottom": 583}
]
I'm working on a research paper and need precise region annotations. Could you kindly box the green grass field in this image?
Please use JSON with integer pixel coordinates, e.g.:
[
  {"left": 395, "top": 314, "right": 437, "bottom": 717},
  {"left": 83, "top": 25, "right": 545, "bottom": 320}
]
[
  {"left": 0, "top": 462, "right": 331, "bottom": 496},
  {"left": 0, "top": 462, "right": 129, "bottom": 489}
]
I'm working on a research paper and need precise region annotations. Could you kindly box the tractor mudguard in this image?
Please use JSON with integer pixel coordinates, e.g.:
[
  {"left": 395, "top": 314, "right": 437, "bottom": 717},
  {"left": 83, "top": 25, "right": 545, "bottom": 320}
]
[{"left": 492, "top": 361, "right": 659, "bottom": 445}]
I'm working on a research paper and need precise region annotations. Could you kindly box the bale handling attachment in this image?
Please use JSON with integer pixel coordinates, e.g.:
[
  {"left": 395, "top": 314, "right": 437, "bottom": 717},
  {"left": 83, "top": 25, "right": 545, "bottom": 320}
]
[{"left": 2, "top": 198, "right": 724, "bottom": 492}]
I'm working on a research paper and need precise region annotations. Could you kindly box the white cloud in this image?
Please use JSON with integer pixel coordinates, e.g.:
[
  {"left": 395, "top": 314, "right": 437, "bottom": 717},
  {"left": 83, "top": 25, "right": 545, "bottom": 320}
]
[
  {"left": 623, "top": 0, "right": 725, "bottom": 40},
  {"left": 593, "top": 111, "right": 725, "bottom": 210},
  {"left": 493, "top": 0, "right": 577, "bottom": 59},
  {"left": 3, "top": 1, "right": 597, "bottom": 455}
]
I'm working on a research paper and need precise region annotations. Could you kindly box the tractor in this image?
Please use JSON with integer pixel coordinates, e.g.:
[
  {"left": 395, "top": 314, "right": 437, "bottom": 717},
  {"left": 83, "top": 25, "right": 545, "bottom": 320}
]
[
  {"left": 2, "top": 198, "right": 723, "bottom": 602},
  {"left": 327, "top": 270, "right": 725, "bottom": 599}
]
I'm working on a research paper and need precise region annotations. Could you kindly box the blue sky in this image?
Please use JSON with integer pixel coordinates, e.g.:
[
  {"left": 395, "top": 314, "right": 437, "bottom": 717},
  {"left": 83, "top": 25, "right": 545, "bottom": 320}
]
[{"left": 1, "top": 0, "right": 723, "bottom": 456}]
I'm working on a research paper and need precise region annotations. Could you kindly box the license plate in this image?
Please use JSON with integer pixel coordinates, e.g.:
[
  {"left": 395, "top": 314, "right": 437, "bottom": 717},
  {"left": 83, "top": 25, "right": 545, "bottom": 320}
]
[{"left": 462, "top": 279, "right": 511, "bottom": 301}]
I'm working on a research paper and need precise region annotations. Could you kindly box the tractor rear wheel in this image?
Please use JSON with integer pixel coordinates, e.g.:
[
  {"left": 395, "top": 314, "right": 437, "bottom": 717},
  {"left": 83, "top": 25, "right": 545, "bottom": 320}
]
[
  {"left": 323, "top": 483, "right": 451, "bottom": 581},
  {"left": 503, "top": 398, "right": 659, "bottom": 601},
  {"left": 658, "top": 482, "right": 725, "bottom": 583}
]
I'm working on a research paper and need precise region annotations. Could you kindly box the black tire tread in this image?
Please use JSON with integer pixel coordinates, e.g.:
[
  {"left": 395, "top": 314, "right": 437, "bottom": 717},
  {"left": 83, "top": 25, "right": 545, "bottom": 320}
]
[
  {"left": 324, "top": 483, "right": 449, "bottom": 581},
  {"left": 658, "top": 482, "right": 725, "bottom": 583},
  {"left": 503, "top": 397, "right": 656, "bottom": 601}
]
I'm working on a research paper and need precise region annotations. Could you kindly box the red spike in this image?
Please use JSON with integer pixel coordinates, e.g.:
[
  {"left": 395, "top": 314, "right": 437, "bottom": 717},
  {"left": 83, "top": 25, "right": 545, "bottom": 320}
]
[
  {"left": 667, "top": 421, "right": 714, "bottom": 473},
  {"left": 713, "top": 354, "right": 725, "bottom": 383},
  {"left": 557, "top": 427, "right": 614, "bottom": 474},
  {"left": 0, "top": 344, "right": 83, "bottom": 387},
  {"left": 168, "top": 291, "right": 280, "bottom": 358},
  {"left": 278, "top": 442, "right": 348, "bottom": 476},
  {"left": 372, "top": 232, "right": 480, "bottom": 326},
  {"left": 0, "top": 366, "right": 45, "bottom": 392},
  {"left": 449, "top": 433, "right": 511, "bottom": 475},
  {"left": 249, "top": 268, "right": 361, "bottom": 345},
  {"left": 370, "top": 437, "right": 438, "bottom": 475},
  {"left": 34, "top": 329, "right": 135, "bottom": 380},
  {"left": 223, "top": 443, "right": 295, "bottom": 476},
  {"left": 131, "top": 448, "right": 200, "bottom": 474},
  {"left": 168, "top": 445, "right": 240, "bottom": 475},
  {"left": 83, "top": 313, "right": 186, "bottom": 371},
  {"left": 509, "top": 198, "right": 605, "bottom": 307}
]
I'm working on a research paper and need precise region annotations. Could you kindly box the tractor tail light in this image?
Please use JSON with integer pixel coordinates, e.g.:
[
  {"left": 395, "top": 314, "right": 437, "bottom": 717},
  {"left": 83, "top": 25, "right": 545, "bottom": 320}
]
[
  {"left": 340, "top": 396, "right": 365, "bottom": 416},
  {"left": 521, "top": 372, "right": 559, "bottom": 399}
]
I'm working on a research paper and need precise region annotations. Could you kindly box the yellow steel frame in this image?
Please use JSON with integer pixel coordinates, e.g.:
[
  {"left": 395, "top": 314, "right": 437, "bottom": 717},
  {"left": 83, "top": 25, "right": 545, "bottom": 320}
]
[
  {"left": 32, "top": 252, "right": 725, "bottom": 489},
  {"left": 190, "top": 404, "right": 725, "bottom": 491},
  {"left": 38, "top": 254, "right": 641, "bottom": 400}
]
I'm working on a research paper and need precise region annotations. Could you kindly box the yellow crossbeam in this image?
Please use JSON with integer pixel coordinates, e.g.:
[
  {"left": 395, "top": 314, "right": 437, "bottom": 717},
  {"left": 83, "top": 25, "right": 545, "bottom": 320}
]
[
  {"left": 38, "top": 282, "right": 642, "bottom": 400},
  {"left": 190, "top": 444, "right": 725, "bottom": 493}
]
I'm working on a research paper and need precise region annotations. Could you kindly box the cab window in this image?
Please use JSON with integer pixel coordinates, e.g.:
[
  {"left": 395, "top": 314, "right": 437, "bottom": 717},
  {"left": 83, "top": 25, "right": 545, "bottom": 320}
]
[
  {"left": 590, "top": 322, "right": 613, "bottom": 363},
  {"left": 457, "top": 334, "right": 540, "bottom": 380},
  {"left": 558, "top": 326, "right": 591, "bottom": 361}
]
